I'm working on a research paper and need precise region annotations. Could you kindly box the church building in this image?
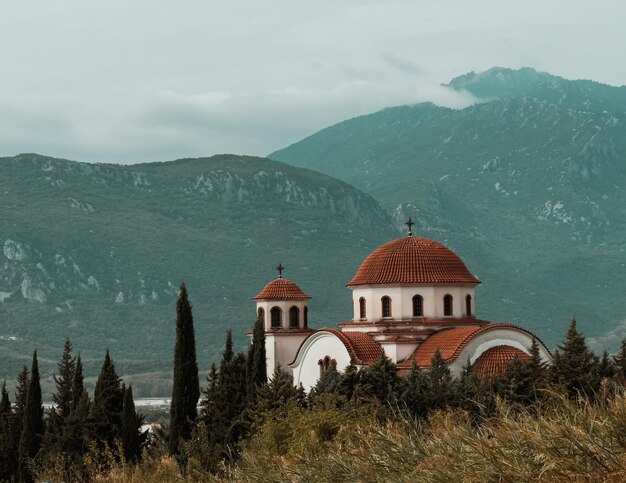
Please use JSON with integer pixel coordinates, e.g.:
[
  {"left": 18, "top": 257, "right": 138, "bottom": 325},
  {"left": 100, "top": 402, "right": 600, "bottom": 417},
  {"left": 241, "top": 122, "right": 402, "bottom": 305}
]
[{"left": 251, "top": 221, "right": 551, "bottom": 391}]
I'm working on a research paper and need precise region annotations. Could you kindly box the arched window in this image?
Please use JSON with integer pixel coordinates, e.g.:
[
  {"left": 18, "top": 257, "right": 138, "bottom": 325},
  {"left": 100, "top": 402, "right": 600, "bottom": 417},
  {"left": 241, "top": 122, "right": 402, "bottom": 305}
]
[
  {"left": 303, "top": 306, "right": 308, "bottom": 328},
  {"left": 466, "top": 294, "right": 472, "bottom": 317},
  {"left": 359, "top": 297, "right": 366, "bottom": 319},
  {"left": 289, "top": 306, "right": 299, "bottom": 328},
  {"left": 257, "top": 307, "right": 265, "bottom": 324},
  {"left": 318, "top": 355, "right": 337, "bottom": 376},
  {"left": 270, "top": 307, "right": 281, "bottom": 328},
  {"left": 443, "top": 294, "right": 453, "bottom": 316},
  {"left": 381, "top": 296, "right": 392, "bottom": 318},
  {"left": 412, "top": 295, "right": 423, "bottom": 317}
]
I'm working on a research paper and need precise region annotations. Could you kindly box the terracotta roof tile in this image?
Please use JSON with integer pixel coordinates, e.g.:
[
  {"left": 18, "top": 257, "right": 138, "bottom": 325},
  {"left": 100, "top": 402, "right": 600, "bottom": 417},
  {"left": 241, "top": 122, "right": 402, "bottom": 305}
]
[
  {"left": 473, "top": 346, "right": 529, "bottom": 376},
  {"left": 253, "top": 278, "right": 311, "bottom": 300},
  {"left": 348, "top": 236, "right": 480, "bottom": 287},
  {"left": 318, "top": 328, "right": 383, "bottom": 365},
  {"left": 400, "top": 323, "right": 543, "bottom": 368}
]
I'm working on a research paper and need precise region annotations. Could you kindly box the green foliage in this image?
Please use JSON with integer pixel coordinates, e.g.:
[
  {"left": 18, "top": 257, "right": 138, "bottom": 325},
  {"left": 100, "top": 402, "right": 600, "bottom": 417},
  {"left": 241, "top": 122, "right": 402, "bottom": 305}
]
[
  {"left": 550, "top": 318, "right": 601, "bottom": 398},
  {"left": 169, "top": 283, "right": 200, "bottom": 456},
  {"left": 91, "top": 350, "right": 124, "bottom": 449},
  {"left": 121, "top": 385, "right": 143, "bottom": 463},
  {"left": 18, "top": 350, "right": 44, "bottom": 483},
  {"left": 246, "top": 317, "right": 267, "bottom": 401},
  {"left": 613, "top": 338, "right": 626, "bottom": 384},
  {"left": 357, "top": 352, "right": 400, "bottom": 405}
]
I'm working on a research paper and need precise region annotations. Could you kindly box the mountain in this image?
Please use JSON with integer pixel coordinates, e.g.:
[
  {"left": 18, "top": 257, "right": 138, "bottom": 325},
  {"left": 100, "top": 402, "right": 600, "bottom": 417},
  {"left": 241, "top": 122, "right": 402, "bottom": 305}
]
[
  {"left": 0, "top": 153, "right": 396, "bottom": 393},
  {"left": 270, "top": 67, "right": 626, "bottom": 349}
]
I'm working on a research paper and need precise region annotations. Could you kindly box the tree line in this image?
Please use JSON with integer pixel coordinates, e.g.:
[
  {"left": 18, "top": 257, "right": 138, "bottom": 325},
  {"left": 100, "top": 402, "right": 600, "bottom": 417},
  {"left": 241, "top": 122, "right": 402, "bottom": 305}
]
[{"left": 1, "top": 282, "right": 625, "bottom": 480}]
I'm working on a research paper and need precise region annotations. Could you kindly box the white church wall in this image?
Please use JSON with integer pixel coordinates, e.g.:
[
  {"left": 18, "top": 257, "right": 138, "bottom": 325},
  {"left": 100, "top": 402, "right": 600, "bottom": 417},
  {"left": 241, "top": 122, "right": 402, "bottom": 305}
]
[
  {"left": 266, "top": 333, "right": 310, "bottom": 378},
  {"left": 290, "top": 332, "right": 353, "bottom": 392}
]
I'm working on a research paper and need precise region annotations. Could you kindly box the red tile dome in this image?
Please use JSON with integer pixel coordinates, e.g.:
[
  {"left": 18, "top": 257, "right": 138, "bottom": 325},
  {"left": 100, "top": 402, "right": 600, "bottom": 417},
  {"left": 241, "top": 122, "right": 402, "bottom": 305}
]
[
  {"left": 473, "top": 345, "right": 529, "bottom": 376},
  {"left": 347, "top": 236, "right": 480, "bottom": 287},
  {"left": 253, "top": 278, "right": 311, "bottom": 301}
]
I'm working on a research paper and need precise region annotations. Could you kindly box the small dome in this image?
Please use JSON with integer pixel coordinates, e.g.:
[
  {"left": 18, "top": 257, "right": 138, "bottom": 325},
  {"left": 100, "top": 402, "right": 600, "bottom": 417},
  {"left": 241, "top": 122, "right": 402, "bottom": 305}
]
[
  {"left": 253, "top": 278, "right": 311, "bottom": 301},
  {"left": 347, "top": 236, "right": 480, "bottom": 287},
  {"left": 473, "top": 345, "right": 529, "bottom": 376}
]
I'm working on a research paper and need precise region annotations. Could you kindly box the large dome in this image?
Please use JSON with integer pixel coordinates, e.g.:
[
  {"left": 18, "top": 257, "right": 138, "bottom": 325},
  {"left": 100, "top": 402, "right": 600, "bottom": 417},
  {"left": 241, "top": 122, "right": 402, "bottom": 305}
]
[{"left": 347, "top": 236, "right": 480, "bottom": 287}]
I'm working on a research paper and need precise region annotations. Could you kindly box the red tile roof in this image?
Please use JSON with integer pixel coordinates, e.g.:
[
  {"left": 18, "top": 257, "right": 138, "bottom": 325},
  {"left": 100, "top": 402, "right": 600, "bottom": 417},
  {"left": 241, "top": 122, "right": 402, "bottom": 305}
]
[
  {"left": 347, "top": 236, "right": 480, "bottom": 287},
  {"left": 318, "top": 328, "right": 383, "bottom": 365},
  {"left": 253, "top": 278, "right": 311, "bottom": 300},
  {"left": 473, "top": 345, "right": 529, "bottom": 376},
  {"left": 400, "top": 323, "right": 541, "bottom": 368}
]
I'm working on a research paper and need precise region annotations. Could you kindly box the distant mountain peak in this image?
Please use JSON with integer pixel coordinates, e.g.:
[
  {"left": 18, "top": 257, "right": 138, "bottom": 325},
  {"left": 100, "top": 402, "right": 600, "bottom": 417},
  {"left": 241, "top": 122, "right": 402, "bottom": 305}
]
[{"left": 446, "top": 67, "right": 556, "bottom": 100}]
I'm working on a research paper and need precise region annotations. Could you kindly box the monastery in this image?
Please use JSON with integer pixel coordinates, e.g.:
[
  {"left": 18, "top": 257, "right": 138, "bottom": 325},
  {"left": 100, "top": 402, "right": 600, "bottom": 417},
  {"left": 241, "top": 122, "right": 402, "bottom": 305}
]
[{"left": 251, "top": 221, "right": 551, "bottom": 390}]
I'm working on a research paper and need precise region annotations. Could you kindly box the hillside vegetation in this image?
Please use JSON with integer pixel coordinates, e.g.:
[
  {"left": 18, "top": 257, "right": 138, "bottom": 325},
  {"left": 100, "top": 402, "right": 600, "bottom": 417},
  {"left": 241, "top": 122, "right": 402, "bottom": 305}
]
[
  {"left": 0, "top": 154, "right": 396, "bottom": 392},
  {"left": 270, "top": 67, "right": 626, "bottom": 347}
]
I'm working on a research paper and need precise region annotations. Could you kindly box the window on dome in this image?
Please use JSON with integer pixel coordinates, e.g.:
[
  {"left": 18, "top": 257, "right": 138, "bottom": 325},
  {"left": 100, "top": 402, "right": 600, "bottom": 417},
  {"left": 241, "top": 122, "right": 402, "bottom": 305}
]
[
  {"left": 359, "top": 297, "right": 366, "bottom": 319},
  {"left": 257, "top": 307, "right": 265, "bottom": 325},
  {"left": 270, "top": 307, "right": 281, "bottom": 328},
  {"left": 304, "top": 306, "right": 308, "bottom": 328},
  {"left": 381, "top": 296, "right": 392, "bottom": 318},
  {"left": 412, "top": 295, "right": 423, "bottom": 317},
  {"left": 289, "top": 306, "right": 299, "bottom": 328},
  {"left": 466, "top": 294, "right": 472, "bottom": 317},
  {"left": 443, "top": 294, "right": 453, "bottom": 316}
]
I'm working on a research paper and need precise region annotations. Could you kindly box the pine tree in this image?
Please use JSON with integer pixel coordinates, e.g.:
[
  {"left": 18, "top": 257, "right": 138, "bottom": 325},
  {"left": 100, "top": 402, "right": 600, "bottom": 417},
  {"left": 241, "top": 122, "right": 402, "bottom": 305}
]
[
  {"left": 550, "top": 318, "right": 600, "bottom": 398},
  {"left": 526, "top": 338, "right": 546, "bottom": 402},
  {"left": 18, "top": 351, "right": 44, "bottom": 483},
  {"left": 613, "top": 338, "right": 626, "bottom": 384},
  {"left": 310, "top": 364, "right": 344, "bottom": 399},
  {"left": 500, "top": 355, "right": 535, "bottom": 406},
  {"left": 63, "top": 354, "right": 91, "bottom": 467},
  {"left": 91, "top": 350, "right": 124, "bottom": 449},
  {"left": 399, "top": 362, "right": 428, "bottom": 419},
  {"left": 358, "top": 353, "right": 400, "bottom": 405},
  {"left": 254, "top": 367, "right": 302, "bottom": 417},
  {"left": 169, "top": 283, "right": 200, "bottom": 456},
  {"left": 45, "top": 338, "right": 76, "bottom": 454},
  {"left": 598, "top": 350, "right": 616, "bottom": 380},
  {"left": 339, "top": 363, "right": 361, "bottom": 401},
  {"left": 424, "top": 349, "right": 455, "bottom": 411},
  {"left": 246, "top": 317, "right": 267, "bottom": 401},
  {"left": 121, "top": 385, "right": 142, "bottom": 463}
]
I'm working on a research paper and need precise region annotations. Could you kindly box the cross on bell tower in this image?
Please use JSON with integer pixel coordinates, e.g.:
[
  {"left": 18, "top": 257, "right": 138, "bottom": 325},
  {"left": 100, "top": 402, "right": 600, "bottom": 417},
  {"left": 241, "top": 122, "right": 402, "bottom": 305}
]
[
  {"left": 405, "top": 218, "right": 415, "bottom": 236},
  {"left": 276, "top": 263, "right": 285, "bottom": 278}
]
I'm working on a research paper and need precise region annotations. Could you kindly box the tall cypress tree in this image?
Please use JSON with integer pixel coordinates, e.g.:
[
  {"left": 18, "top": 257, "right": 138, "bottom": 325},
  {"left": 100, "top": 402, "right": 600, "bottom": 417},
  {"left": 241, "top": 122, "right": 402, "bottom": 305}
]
[
  {"left": 0, "top": 381, "right": 13, "bottom": 481},
  {"left": 18, "top": 350, "right": 44, "bottom": 483},
  {"left": 121, "top": 385, "right": 141, "bottom": 463},
  {"left": 5, "top": 366, "right": 29, "bottom": 481},
  {"left": 91, "top": 350, "right": 124, "bottom": 449},
  {"left": 65, "top": 355, "right": 91, "bottom": 468},
  {"left": 169, "top": 283, "right": 199, "bottom": 456},
  {"left": 246, "top": 317, "right": 267, "bottom": 401}
]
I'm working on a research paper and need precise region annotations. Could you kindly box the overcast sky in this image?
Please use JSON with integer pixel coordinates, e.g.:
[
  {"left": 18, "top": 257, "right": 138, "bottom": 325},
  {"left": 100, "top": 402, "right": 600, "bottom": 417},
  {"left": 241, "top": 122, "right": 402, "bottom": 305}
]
[{"left": 1, "top": 1, "right": 624, "bottom": 164}]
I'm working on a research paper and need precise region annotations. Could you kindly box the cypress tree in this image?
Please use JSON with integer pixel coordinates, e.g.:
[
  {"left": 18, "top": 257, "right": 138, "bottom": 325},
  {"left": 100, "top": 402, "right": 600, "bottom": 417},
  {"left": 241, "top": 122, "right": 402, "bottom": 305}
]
[
  {"left": 254, "top": 367, "right": 302, "bottom": 417},
  {"left": 91, "top": 350, "right": 124, "bottom": 449},
  {"left": 339, "top": 363, "right": 362, "bottom": 401},
  {"left": 0, "top": 381, "right": 12, "bottom": 481},
  {"left": 613, "top": 338, "right": 626, "bottom": 384},
  {"left": 121, "top": 385, "right": 141, "bottom": 463},
  {"left": 310, "top": 364, "right": 344, "bottom": 399},
  {"left": 246, "top": 317, "right": 267, "bottom": 401},
  {"left": 169, "top": 283, "right": 200, "bottom": 456},
  {"left": 550, "top": 317, "right": 600, "bottom": 398},
  {"left": 5, "top": 365, "right": 29, "bottom": 481},
  {"left": 18, "top": 350, "right": 44, "bottom": 483},
  {"left": 399, "top": 361, "right": 428, "bottom": 419}
]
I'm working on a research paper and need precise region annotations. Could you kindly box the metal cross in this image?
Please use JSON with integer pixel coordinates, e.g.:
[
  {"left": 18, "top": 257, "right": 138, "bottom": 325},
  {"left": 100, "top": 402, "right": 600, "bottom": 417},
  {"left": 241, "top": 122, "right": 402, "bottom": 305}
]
[
  {"left": 276, "top": 263, "right": 285, "bottom": 278},
  {"left": 405, "top": 217, "right": 415, "bottom": 236}
]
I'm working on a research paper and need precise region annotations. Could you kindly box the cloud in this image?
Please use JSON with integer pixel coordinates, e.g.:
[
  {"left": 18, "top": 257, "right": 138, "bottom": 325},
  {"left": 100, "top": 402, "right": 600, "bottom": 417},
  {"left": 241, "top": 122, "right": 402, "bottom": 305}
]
[{"left": 382, "top": 53, "right": 425, "bottom": 76}]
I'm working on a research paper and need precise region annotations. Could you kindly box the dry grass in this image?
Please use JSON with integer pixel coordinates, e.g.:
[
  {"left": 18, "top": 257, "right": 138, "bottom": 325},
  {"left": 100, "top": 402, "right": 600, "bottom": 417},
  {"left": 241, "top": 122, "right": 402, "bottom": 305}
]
[{"left": 33, "top": 392, "right": 626, "bottom": 482}]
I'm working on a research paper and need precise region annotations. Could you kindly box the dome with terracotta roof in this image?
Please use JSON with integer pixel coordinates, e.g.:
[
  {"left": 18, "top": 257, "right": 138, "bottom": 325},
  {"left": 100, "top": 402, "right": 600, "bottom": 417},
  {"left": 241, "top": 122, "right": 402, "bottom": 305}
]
[
  {"left": 473, "top": 345, "right": 529, "bottom": 376},
  {"left": 253, "top": 278, "right": 311, "bottom": 301},
  {"left": 347, "top": 236, "right": 480, "bottom": 287}
]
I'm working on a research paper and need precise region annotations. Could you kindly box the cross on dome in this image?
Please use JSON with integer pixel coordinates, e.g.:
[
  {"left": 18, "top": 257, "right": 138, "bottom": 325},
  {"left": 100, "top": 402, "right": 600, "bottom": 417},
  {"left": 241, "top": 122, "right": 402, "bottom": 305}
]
[
  {"left": 276, "top": 263, "right": 285, "bottom": 278},
  {"left": 405, "top": 218, "right": 414, "bottom": 236}
]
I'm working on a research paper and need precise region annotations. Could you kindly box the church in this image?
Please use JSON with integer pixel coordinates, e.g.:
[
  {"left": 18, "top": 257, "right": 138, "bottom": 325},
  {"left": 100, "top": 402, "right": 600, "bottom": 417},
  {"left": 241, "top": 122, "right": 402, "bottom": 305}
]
[{"left": 251, "top": 221, "right": 552, "bottom": 391}]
